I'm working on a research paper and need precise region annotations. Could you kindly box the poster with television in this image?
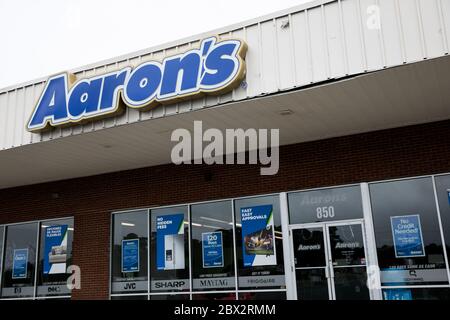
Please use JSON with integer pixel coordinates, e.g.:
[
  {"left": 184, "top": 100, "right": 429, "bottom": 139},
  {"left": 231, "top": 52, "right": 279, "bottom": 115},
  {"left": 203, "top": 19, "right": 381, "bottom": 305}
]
[
  {"left": 156, "top": 214, "right": 185, "bottom": 271},
  {"left": 43, "top": 225, "right": 68, "bottom": 274},
  {"left": 240, "top": 205, "right": 277, "bottom": 267}
]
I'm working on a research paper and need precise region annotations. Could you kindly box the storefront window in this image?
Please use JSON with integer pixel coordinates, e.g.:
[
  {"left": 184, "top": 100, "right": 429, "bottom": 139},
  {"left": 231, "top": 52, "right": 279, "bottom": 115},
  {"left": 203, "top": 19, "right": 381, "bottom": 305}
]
[
  {"left": 191, "top": 201, "right": 235, "bottom": 292},
  {"left": 1, "top": 223, "right": 38, "bottom": 298},
  {"left": 111, "top": 210, "right": 148, "bottom": 294},
  {"left": 433, "top": 174, "right": 450, "bottom": 265},
  {"left": 369, "top": 177, "right": 448, "bottom": 286},
  {"left": 36, "top": 218, "right": 74, "bottom": 297},
  {"left": 150, "top": 206, "right": 190, "bottom": 293},
  {"left": 111, "top": 294, "right": 148, "bottom": 300},
  {"left": 288, "top": 185, "right": 363, "bottom": 224},
  {"left": 149, "top": 293, "right": 190, "bottom": 300},
  {"left": 234, "top": 195, "right": 285, "bottom": 290}
]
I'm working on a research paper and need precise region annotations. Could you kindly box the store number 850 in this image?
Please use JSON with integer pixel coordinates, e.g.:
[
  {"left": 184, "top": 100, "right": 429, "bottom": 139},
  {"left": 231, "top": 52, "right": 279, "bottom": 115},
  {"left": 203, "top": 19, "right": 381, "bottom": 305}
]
[{"left": 316, "top": 206, "right": 335, "bottom": 219}]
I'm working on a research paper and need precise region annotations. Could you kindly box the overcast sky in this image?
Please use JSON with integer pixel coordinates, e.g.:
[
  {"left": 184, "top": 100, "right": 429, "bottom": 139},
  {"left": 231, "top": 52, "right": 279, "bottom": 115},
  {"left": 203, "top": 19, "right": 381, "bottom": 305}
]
[{"left": 0, "top": 0, "right": 311, "bottom": 89}]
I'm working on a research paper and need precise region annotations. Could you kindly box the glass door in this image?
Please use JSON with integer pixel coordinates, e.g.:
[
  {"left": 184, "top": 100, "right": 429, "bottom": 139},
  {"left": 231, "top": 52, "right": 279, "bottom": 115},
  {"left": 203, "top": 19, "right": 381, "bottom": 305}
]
[
  {"left": 291, "top": 225, "right": 331, "bottom": 300},
  {"left": 326, "top": 222, "right": 370, "bottom": 300},
  {"left": 290, "top": 221, "right": 370, "bottom": 300}
]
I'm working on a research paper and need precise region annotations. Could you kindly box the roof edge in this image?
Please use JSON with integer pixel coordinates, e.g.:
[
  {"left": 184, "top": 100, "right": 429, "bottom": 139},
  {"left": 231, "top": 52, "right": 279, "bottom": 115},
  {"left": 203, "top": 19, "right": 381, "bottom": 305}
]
[{"left": 0, "top": 0, "right": 330, "bottom": 94}]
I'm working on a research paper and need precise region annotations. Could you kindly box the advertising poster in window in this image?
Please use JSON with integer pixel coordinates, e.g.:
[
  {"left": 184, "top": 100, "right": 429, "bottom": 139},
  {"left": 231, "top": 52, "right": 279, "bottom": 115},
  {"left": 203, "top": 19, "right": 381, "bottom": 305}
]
[
  {"left": 12, "top": 248, "right": 28, "bottom": 279},
  {"left": 122, "top": 239, "right": 139, "bottom": 273},
  {"left": 240, "top": 205, "right": 277, "bottom": 267},
  {"left": 44, "top": 225, "right": 68, "bottom": 274},
  {"left": 156, "top": 214, "right": 185, "bottom": 270},
  {"left": 202, "top": 231, "right": 224, "bottom": 268},
  {"left": 390, "top": 215, "right": 425, "bottom": 258}
]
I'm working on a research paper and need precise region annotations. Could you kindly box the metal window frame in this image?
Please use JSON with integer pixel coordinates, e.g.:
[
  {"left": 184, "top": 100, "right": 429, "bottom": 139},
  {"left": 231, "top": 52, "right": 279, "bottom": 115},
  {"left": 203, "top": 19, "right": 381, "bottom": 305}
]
[
  {"left": 368, "top": 174, "right": 450, "bottom": 296},
  {"left": 35, "top": 295, "right": 72, "bottom": 300},
  {"left": 148, "top": 204, "right": 190, "bottom": 295},
  {"left": 109, "top": 208, "right": 150, "bottom": 297},
  {"left": 189, "top": 199, "right": 235, "bottom": 292},
  {"left": 231, "top": 198, "right": 239, "bottom": 299},
  {"left": 361, "top": 182, "right": 383, "bottom": 300},
  {"left": 0, "top": 216, "right": 74, "bottom": 227},
  {"left": 147, "top": 208, "right": 150, "bottom": 296},
  {"left": 380, "top": 284, "right": 450, "bottom": 289},
  {"left": 280, "top": 192, "right": 294, "bottom": 299},
  {"left": 108, "top": 212, "right": 113, "bottom": 300},
  {"left": 431, "top": 176, "right": 450, "bottom": 285},
  {"left": 33, "top": 222, "right": 40, "bottom": 299},
  {"left": 288, "top": 219, "right": 368, "bottom": 300},
  {"left": 0, "top": 216, "right": 74, "bottom": 301},
  {"left": 110, "top": 194, "right": 286, "bottom": 299},
  {"left": 188, "top": 204, "right": 192, "bottom": 299},
  {"left": 232, "top": 194, "right": 286, "bottom": 293},
  {"left": 108, "top": 171, "right": 450, "bottom": 300},
  {"left": 0, "top": 227, "right": 5, "bottom": 292}
]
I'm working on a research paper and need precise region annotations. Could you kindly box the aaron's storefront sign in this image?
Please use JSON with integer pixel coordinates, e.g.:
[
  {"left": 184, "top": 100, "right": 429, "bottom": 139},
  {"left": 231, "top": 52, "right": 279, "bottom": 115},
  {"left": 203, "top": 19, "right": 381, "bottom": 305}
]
[{"left": 27, "top": 37, "right": 247, "bottom": 132}]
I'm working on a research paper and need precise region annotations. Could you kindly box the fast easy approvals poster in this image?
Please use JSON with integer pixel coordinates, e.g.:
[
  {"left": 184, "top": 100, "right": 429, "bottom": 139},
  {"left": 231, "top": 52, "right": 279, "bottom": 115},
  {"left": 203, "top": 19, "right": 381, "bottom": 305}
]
[
  {"left": 240, "top": 205, "right": 277, "bottom": 267},
  {"left": 156, "top": 214, "right": 185, "bottom": 270},
  {"left": 44, "top": 225, "right": 68, "bottom": 274}
]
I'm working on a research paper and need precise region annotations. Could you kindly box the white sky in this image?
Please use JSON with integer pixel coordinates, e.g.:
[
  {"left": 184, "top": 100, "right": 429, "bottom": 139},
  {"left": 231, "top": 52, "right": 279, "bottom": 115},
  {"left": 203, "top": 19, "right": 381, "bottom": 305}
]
[{"left": 0, "top": 0, "right": 312, "bottom": 89}]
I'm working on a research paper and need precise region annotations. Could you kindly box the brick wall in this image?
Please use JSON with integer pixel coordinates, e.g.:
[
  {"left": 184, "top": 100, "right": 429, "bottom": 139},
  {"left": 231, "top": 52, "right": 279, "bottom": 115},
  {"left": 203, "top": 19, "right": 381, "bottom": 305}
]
[{"left": 1, "top": 119, "right": 450, "bottom": 299}]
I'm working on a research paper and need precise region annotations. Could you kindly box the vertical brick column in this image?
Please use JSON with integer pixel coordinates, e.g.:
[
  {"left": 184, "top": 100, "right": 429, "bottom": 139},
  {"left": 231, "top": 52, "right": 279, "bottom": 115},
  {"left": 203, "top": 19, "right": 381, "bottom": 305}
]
[{"left": 71, "top": 210, "right": 111, "bottom": 300}]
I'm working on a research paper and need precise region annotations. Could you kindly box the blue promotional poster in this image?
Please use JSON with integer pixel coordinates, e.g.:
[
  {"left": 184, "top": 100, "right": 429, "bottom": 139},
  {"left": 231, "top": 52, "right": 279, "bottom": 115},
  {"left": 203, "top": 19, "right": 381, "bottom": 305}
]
[
  {"left": 44, "top": 225, "right": 68, "bottom": 274},
  {"left": 156, "top": 214, "right": 185, "bottom": 271},
  {"left": 447, "top": 189, "right": 450, "bottom": 205},
  {"left": 240, "top": 205, "right": 277, "bottom": 267},
  {"left": 383, "top": 289, "right": 412, "bottom": 300},
  {"left": 390, "top": 215, "right": 425, "bottom": 258},
  {"left": 202, "top": 231, "right": 224, "bottom": 268},
  {"left": 122, "top": 239, "right": 140, "bottom": 273},
  {"left": 12, "top": 248, "right": 28, "bottom": 279}
]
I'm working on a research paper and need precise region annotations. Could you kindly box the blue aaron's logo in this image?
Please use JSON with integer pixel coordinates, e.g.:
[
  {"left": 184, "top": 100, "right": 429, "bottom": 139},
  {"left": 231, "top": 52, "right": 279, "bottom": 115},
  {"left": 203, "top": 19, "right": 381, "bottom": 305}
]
[{"left": 27, "top": 37, "right": 247, "bottom": 132}]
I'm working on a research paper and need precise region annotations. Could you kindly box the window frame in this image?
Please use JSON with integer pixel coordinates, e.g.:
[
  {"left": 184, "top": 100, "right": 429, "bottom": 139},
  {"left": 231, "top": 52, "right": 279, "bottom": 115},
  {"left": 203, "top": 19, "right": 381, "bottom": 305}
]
[
  {"left": 368, "top": 175, "right": 450, "bottom": 292},
  {"left": 110, "top": 172, "right": 450, "bottom": 300},
  {"left": 0, "top": 216, "right": 74, "bottom": 300},
  {"left": 110, "top": 192, "right": 288, "bottom": 300}
]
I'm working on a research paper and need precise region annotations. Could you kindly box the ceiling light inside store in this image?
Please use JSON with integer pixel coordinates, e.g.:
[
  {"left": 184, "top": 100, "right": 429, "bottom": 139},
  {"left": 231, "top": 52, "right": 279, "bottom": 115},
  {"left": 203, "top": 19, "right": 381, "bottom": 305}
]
[
  {"left": 199, "top": 216, "right": 231, "bottom": 224},
  {"left": 121, "top": 222, "right": 135, "bottom": 227}
]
